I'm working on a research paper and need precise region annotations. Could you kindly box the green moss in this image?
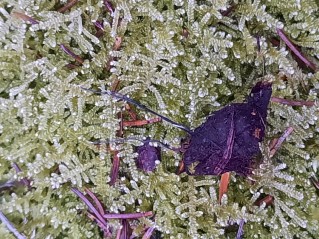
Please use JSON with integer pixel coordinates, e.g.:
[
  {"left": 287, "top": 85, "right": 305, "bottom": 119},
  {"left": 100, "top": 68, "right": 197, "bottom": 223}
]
[{"left": 0, "top": 0, "right": 319, "bottom": 238}]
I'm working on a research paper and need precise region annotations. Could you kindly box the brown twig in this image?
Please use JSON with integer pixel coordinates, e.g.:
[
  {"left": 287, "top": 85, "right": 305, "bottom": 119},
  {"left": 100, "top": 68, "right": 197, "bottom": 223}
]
[
  {"left": 57, "top": 0, "right": 78, "bottom": 13},
  {"left": 60, "top": 44, "right": 84, "bottom": 64},
  {"left": 218, "top": 172, "right": 230, "bottom": 203},
  {"left": 269, "top": 127, "right": 294, "bottom": 158},
  {"left": 310, "top": 176, "right": 319, "bottom": 190},
  {"left": 254, "top": 195, "right": 274, "bottom": 207},
  {"left": 0, "top": 211, "right": 26, "bottom": 239},
  {"left": 104, "top": 211, "right": 153, "bottom": 219},
  {"left": 277, "top": 28, "right": 317, "bottom": 71},
  {"left": 220, "top": 4, "right": 236, "bottom": 17},
  {"left": 123, "top": 118, "right": 162, "bottom": 127},
  {"left": 109, "top": 153, "right": 120, "bottom": 186},
  {"left": 104, "top": 0, "right": 114, "bottom": 14},
  {"left": 271, "top": 97, "right": 315, "bottom": 107},
  {"left": 11, "top": 12, "right": 38, "bottom": 24},
  {"left": 71, "top": 188, "right": 110, "bottom": 233},
  {"left": 142, "top": 226, "right": 156, "bottom": 239}
]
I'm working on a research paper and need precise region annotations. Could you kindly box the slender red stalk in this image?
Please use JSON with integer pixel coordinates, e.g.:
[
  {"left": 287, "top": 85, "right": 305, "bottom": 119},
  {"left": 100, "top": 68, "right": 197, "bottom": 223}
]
[
  {"left": 277, "top": 28, "right": 317, "bottom": 71},
  {"left": 57, "top": 0, "right": 78, "bottom": 13},
  {"left": 60, "top": 44, "right": 84, "bottom": 64},
  {"left": 104, "top": 0, "right": 114, "bottom": 14},
  {"left": 254, "top": 195, "right": 274, "bottom": 207},
  {"left": 11, "top": 12, "right": 38, "bottom": 24},
  {"left": 71, "top": 188, "right": 108, "bottom": 230},
  {"left": 269, "top": 127, "right": 294, "bottom": 158},
  {"left": 123, "top": 118, "right": 162, "bottom": 127},
  {"left": 142, "top": 226, "right": 155, "bottom": 239},
  {"left": 85, "top": 188, "right": 105, "bottom": 215},
  {"left": 219, "top": 172, "right": 230, "bottom": 203},
  {"left": 109, "top": 152, "right": 120, "bottom": 186},
  {"left": 271, "top": 97, "right": 315, "bottom": 107},
  {"left": 0, "top": 211, "right": 26, "bottom": 239},
  {"left": 104, "top": 211, "right": 153, "bottom": 219}
]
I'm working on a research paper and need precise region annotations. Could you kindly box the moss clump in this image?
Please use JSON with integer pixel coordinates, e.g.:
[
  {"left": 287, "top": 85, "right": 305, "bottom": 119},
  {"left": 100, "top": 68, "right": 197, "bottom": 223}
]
[{"left": 0, "top": 0, "right": 319, "bottom": 238}]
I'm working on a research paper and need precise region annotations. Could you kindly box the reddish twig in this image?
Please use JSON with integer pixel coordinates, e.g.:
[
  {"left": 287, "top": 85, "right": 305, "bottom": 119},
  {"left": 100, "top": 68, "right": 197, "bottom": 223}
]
[
  {"left": 218, "top": 172, "right": 230, "bottom": 204},
  {"left": 12, "top": 163, "right": 31, "bottom": 189},
  {"left": 271, "top": 97, "right": 315, "bottom": 107},
  {"left": 85, "top": 188, "right": 105, "bottom": 216},
  {"left": 109, "top": 152, "right": 120, "bottom": 186},
  {"left": 269, "top": 127, "right": 294, "bottom": 158},
  {"left": 125, "top": 104, "right": 137, "bottom": 121},
  {"left": 57, "top": 0, "right": 78, "bottom": 13},
  {"left": 236, "top": 219, "right": 245, "bottom": 239},
  {"left": 277, "top": 28, "right": 317, "bottom": 71},
  {"left": 310, "top": 176, "right": 319, "bottom": 190},
  {"left": 60, "top": 44, "right": 84, "bottom": 64},
  {"left": 11, "top": 12, "right": 38, "bottom": 24},
  {"left": 104, "top": 0, "right": 114, "bottom": 14},
  {"left": 71, "top": 188, "right": 109, "bottom": 232},
  {"left": 142, "top": 226, "right": 156, "bottom": 239},
  {"left": 104, "top": 211, "right": 153, "bottom": 219},
  {"left": 0, "top": 211, "right": 26, "bottom": 239},
  {"left": 220, "top": 4, "right": 236, "bottom": 17},
  {"left": 254, "top": 195, "right": 274, "bottom": 207},
  {"left": 123, "top": 118, "right": 162, "bottom": 127}
]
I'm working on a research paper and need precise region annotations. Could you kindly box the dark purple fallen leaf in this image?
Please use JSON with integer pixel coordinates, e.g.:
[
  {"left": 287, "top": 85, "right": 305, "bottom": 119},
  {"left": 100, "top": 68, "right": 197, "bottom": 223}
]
[{"left": 183, "top": 81, "right": 272, "bottom": 176}]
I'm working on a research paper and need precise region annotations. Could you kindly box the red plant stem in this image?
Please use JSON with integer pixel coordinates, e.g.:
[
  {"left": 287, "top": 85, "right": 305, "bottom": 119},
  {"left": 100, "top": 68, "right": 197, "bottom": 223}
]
[
  {"left": 87, "top": 211, "right": 110, "bottom": 233},
  {"left": 104, "top": 211, "right": 153, "bottom": 219},
  {"left": 142, "top": 226, "right": 155, "bottom": 239},
  {"left": 269, "top": 127, "right": 294, "bottom": 158},
  {"left": 123, "top": 118, "right": 162, "bottom": 127},
  {"left": 57, "top": 0, "right": 78, "bottom": 13},
  {"left": 85, "top": 188, "right": 105, "bottom": 215},
  {"left": 109, "top": 153, "right": 120, "bottom": 186},
  {"left": 219, "top": 172, "right": 230, "bottom": 204},
  {"left": 11, "top": 12, "right": 38, "bottom": 24},
  {"left": 236, "top": 219, "right": 245, "bottom": 239},
  {"left": 71, "top": 188, "right": 109, "bottom": 230},
  {"left": 254, "top": 195, "right": 274, "bottom": 207},
  {"left": 310, "top": 176, "right": 319, "bottom": 190},
  {"left": 125, "top": 104, "right": 137, "bottom": 120},
  {"left": 104, "top": 0, "right": 114, "bottom": 14},
  {"left": 220, "top": 4, "right": 236, "bottom": 16},
  {"left": 276, "top": 28, "right": 317, "bottom": 71},
  {"left": 12, "top": 163, "right": 31, "bottom": 188},
  {"left": 271, "top": 97, "right": 315, "bottom": 107},
  {"left": 0, "top": 211, "right": 26, "bottom": 239},
  {"left": 60, "top": 44, "right": 84, "bottom": 64}
]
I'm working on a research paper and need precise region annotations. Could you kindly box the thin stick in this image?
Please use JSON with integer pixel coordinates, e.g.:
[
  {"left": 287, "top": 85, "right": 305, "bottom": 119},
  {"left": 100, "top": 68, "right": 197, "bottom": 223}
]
[
  {"left": 271, "top": 97, "right": 315, "bottom": 107},
  {"left": 0, "top": 211, "right": 26, "bottom": 239},
  {"left": 71, "top": 188, "right": 109, "bottom": 230},
  {"left": 254, "top": 195, "right": 274, "bottom": 207},
  {"left": 269, "top": 127, "right": 294, "bottom": 158},
  {"left": 81, "top": 87, "right": 192, "bottom": 134},
  {"left": 104, "top": 0, "right": 114, "bottom": 14},
  {"left": 123, "top": 118, "right": 162, "bottom": 127},
  {"left": 85, "top": 188, "right": 105, "bottom": 216},
  {"left": 60, "top": 44, "right": 84, "bottom": 64},
  {"left": 277, "top": 28, "right": 317, "bottom": 71},
  {"left": 218, "top": 172, "right": 230, "bottom": 204},
  {"left": 104, "top": 211, "right": 153, "bottom": 219},
  {"left": 236, "top": 219, "right": 245, "bottom": 239},
  {"left": 11, "top": 12, "right": 38, "bottom": 24},
  {"left": 109, "top": 153, "right": 120, "bottom": 186},
  {"left": 57, "top": 0, "right": 78, "bottom": 13},
  {"left": 142, "top": 226, "right": 155, "bottom": 239}
]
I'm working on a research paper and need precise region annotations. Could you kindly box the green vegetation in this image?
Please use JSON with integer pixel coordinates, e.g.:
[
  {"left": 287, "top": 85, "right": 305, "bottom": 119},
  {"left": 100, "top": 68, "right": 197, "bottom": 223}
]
[{"left": 0, "top": 0, "right": 319, "bottom": 238}]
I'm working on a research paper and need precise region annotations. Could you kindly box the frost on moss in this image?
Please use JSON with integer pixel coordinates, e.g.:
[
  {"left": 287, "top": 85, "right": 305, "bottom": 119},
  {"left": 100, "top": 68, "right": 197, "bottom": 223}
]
[{"left": 0, "top": 0, "right": 319, "bottom": 238}]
